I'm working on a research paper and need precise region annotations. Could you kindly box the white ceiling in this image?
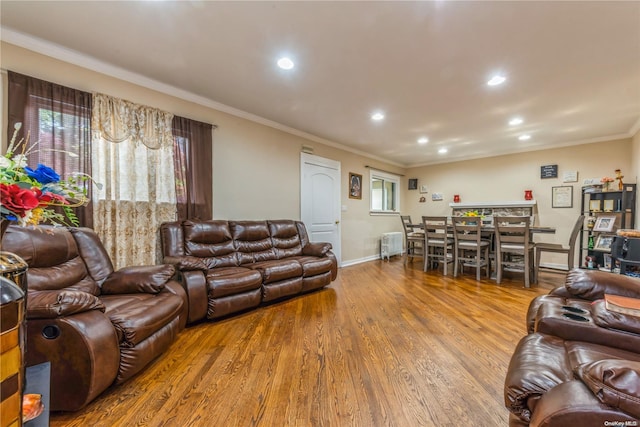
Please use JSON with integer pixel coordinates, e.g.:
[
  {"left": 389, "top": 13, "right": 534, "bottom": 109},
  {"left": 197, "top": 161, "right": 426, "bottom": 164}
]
[{"left": 2, "top": 1, "right": 639, "bottom": 167}]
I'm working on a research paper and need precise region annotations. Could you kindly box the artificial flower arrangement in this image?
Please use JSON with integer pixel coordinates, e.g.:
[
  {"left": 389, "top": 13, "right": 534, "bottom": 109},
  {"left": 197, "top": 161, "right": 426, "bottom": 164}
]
[
  {"left": 600, "top": 176, "right": 615, "bottom": 184},
  {"left": 600, "top": 176, "right": 615, "bottom": 192},
  {"left": 1, "top": 123, "right": 93, "bottom": 227},
  {"left": 462, "top": 210, "right": 482, "bottom": 217}
]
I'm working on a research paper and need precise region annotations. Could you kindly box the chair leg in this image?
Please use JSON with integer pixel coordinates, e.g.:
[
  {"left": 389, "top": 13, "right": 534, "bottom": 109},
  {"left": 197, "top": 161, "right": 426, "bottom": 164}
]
[
  {"left": 496, "top": 249, "right": 502, "bottom": 284},
  {"left": 524, "top": 250, "right": 530, "bottom": 288},
  {"left": 485, "top": 247, "right": 490, "bottom": 279},
  {"left": 534, "top": 248, "right": 541, "bottom": 284},
  {"left": 453, "top": 248, "right": 459, "bottom": 277}
]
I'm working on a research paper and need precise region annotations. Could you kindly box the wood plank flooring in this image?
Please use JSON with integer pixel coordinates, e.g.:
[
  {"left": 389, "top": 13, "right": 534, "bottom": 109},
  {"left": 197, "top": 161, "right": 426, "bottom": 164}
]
[{"left": 49, "top": 259, "right": 562, "bottom": 427}]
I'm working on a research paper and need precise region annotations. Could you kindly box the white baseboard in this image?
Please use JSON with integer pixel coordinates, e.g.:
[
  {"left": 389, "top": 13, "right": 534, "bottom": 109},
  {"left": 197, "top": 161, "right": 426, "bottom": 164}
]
[
  {"left": 341, "top": 253, "right": 396, "bottom": 267},
  {"left": 538, "top": 262, "right": 569, "bottom": 271}
]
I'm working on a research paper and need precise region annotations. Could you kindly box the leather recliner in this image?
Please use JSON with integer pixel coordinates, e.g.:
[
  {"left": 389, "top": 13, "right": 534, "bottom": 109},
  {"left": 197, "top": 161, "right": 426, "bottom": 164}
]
[
  {"left": 504, "top": 269, "right": 640, "bottom": 426},
  {"left": 2, "top": 225, "right": 188, "bottom": 411}
]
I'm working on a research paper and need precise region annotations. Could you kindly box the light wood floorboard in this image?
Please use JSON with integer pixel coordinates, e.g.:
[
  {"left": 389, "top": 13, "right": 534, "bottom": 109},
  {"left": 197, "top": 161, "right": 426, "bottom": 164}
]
[{"left": 49, "top": 258, "right": 563, "bottom": 427}]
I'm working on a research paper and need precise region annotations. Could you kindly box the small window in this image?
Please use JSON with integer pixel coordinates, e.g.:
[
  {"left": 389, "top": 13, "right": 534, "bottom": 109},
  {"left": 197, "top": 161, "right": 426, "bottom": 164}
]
[{"left": 370, "top": 169, "right": 399, "bottom": 213}]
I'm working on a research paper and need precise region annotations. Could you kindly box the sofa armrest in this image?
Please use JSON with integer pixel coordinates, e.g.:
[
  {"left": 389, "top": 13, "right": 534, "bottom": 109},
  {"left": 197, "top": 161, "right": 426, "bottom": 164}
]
[
  {"left": 101, "top": 264, "right": 175, "bottom": 295},
  {"left": 302, "top": 242, "right": 332, "bottom": 257},
  {"left": 528, "top": 380, "right": 637, "bottom": 427},
  {"left": 576, "top": 359, "right": 640, "bottom": 418},
  {"left": 27, "top": 290, "right": 105, "bottom": 319},
  {"left": 547, "top": 286, "right": 573, "bottom": 298},
  {"left": 163, "top": 255, "right": 208, "bottom": 271},
  {"left": 564, "top": 269, "right": 640, "bottom": 300}
]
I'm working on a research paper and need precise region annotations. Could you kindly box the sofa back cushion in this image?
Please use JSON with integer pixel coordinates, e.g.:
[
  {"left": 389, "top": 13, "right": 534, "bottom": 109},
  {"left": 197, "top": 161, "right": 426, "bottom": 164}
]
[
  {"left": 182, "top": 220, "right": 238, "bottom": 268},
  {"left": 2, "top": 225, "right": 100, "bottom": 295},
  {"left": 230, "top": 221, "right": 276, "bottom": 264},
  {"left": 69, "top": 227, "right": 115, "bottom": 286},
  {"left": 269, "top": 220, "right": 303, "bottom": 258}
]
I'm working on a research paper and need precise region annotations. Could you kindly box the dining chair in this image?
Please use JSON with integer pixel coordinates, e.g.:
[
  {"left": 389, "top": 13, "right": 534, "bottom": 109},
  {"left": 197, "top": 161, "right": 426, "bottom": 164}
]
[
  {"left": 422, "top": 216, "right": 454, "bottom": 275},
  {"left": 452, "top": 216, "right": 491, "bottom": 280},
  {"left": 494, "top": 216, "right": 535, "bottom": 287},
  {"left": 400, "top": 215, "right": 424, "bottom": 264},
  {"left": 534, "top": 215, "right": 585, "bottom": 282}
]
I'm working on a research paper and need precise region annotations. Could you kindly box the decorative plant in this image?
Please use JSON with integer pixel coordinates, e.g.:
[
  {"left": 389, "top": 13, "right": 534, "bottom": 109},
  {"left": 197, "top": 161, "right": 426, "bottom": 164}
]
[{"left": 0, "top": 123, "right": 95, "bottom": 227}]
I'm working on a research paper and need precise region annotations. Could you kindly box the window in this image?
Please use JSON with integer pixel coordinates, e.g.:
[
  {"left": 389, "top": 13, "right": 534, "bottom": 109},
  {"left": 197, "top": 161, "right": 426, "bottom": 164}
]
[
  {"left": 370, "top": 169, "right": 399, "bottom": 213},
  {"left": 8, "top": 71, "right": 94, "bottom": 227}
]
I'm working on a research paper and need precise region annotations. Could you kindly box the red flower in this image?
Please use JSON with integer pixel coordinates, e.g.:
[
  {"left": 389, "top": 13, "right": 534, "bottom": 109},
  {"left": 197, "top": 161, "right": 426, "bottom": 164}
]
[
  {"left": 0, "top": 183, "right": 39, "bottom": 217},
  {"left": 36, "top": 190, "right": 69, "bottom": 206}
]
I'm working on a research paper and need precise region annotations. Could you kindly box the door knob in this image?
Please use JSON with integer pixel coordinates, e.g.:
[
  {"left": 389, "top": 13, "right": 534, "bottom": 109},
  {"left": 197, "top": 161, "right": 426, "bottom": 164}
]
[{"left": 335, "top": 220, "right": 340, "bottom": 224}]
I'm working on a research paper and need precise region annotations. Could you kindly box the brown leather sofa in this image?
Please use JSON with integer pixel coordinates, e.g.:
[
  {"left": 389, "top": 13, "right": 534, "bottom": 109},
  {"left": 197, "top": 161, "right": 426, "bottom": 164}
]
[
  {"left": 504, "top": 269, "right": 640, "bottom": 426},
  {"left": 160, "top": 219, "right": 338, "bottom": 323},
  {"left": 2, "top": 225, "right": 188, "bottom": 412}
]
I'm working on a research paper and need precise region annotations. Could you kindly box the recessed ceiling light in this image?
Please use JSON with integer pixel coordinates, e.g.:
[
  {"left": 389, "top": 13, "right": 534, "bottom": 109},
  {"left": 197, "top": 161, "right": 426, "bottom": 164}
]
[
  {"left": 438, "top": 148, "right": 448, "bottom": 154},
  {"left": 277, "top": 57, "right": 294, "bottom": 70},
  {"left": 418, "top": 137, "right": 429, "bottom": 144},
  {"left": 509, "top": 117, "right": 523, "bottom": 126},
  {"left": 487, "top": 75, "right": 506, "bottom": 86},
  {"left": 518, "top": 134, "right": 531, "bottom": 141},
  {"left": 371, "top": 112, "right": 385, "bottom": 121}
]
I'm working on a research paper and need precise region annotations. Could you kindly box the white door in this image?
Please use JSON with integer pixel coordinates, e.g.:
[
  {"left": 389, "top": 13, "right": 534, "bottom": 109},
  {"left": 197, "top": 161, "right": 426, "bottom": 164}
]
[{"left": 300, "top": 153, "right": 341, "bottom": 265}]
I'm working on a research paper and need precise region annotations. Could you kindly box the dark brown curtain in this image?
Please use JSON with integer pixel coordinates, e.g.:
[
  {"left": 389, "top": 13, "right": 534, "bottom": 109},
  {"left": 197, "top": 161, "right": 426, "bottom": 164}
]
[
  {"left": 8, "top": 71, "right": 93, "bottom": 227},
  {"left": 172, "top": 116, "right": 213, "bottom": 221}
]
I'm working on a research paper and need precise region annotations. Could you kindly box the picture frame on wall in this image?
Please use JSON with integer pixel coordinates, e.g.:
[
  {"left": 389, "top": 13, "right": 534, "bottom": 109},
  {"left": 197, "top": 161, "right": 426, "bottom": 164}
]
[
  {"left": 593, "top": 215, "right": 616, "bottom": 232},
  {"left": 408, "top": 178, "right": 418, "bottom": 190},
  {"left": 349, "top": 172, "right": 362, "bottom": 200},
  {"left": 551, "top": 186, "right": 573, "bottom": 208}
]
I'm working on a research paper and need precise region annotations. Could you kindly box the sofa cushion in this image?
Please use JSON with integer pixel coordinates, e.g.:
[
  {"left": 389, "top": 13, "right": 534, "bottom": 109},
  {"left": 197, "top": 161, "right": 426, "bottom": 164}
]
[
  {"left": 183, "top": 220, "right": 238, "bottom": 267},
  {"left": 576, "top": 359, "right": 640, "bottom": 418},
  {"left": 101, "top": 292, "right": 184, "bottom": 347},
  {"left": 206, "top": 267, "right": 263, "bottom": 298},
  {"left": 294, "top": 256, "right": 334, "bottom": 277},
  {"left": 247, "top": 259, "right": 303, "bottom": 284},
  {"left": 231, "top": 221, "right": 276, "bottom": 264},
  {"left": 269, "top": 220, "right": 303, "bottom": 258},
  {"left": 3, "top": 225, "right": 100, "bottom": 295}
]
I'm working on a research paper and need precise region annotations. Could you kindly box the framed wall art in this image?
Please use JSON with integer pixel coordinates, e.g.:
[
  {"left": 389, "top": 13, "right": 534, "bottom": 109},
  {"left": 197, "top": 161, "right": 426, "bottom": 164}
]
[
  {"left": 551, "top": 186, "right": 573, "bottom": 208},
  {"left": 349, "top": 173, "right": 362, "bottom": 200}
]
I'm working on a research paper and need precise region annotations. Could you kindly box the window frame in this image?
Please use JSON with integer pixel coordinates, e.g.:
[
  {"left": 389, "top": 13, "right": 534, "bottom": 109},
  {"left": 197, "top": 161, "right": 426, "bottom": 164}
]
[{"left": 369, "top": 169, "right": 400, "bottom": 214}]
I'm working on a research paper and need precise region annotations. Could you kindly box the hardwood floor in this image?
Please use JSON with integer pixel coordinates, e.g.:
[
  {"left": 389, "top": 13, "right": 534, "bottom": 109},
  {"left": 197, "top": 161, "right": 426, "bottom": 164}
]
[{"left": 49, "top": 259, "right": 563, "bottom": 427}]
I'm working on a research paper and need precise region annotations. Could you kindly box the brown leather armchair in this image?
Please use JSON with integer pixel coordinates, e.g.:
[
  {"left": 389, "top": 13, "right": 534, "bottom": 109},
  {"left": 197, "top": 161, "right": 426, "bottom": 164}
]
[
  {"left": 504, "top": 269, "right": 640, "bottom": 426},
  {"left": 2, "top": 225, "right": 188, "bottom": 411}
]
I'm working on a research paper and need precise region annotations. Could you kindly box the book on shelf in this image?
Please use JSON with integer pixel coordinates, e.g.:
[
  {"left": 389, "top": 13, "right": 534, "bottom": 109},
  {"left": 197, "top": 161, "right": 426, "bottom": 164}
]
[{"left": 604, "top": 293, "right": 640, "bottom": 317}]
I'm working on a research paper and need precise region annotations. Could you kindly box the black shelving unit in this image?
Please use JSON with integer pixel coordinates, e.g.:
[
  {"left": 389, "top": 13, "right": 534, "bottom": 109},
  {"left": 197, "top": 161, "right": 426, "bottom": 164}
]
[{"left": 580, "top": 183, "right": 636, "bottom": 270}]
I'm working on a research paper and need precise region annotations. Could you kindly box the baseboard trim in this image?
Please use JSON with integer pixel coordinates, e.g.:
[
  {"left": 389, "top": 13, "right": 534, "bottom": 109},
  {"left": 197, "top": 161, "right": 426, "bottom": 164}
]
[{"left": 341, "top": 254, "right": 395, "bottom": 267}]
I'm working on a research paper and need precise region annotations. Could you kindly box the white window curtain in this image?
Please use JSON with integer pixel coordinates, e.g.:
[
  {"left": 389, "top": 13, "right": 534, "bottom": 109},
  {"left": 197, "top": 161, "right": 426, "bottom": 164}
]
[{"left": 91, "top": 93, "right": 176, "bottom": 268}]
